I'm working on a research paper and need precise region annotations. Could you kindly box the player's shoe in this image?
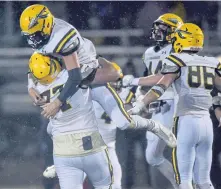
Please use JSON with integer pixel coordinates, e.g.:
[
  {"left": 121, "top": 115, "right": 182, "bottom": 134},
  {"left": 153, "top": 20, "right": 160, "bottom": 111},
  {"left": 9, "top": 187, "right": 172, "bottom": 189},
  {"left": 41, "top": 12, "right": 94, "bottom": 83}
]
[
  {"left": 152, "top": 121, "right": 176, "bottom": 148},
  {"left": 43, "top": 165, "right": 57, "bottom": 178}
]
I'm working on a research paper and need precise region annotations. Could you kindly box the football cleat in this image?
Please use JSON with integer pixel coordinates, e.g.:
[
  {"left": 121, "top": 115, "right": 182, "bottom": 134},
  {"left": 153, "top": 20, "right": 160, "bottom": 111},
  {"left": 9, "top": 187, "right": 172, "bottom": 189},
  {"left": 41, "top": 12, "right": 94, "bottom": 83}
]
[{"left": 43, "top": 165, "right": 57, "bottom": 178}]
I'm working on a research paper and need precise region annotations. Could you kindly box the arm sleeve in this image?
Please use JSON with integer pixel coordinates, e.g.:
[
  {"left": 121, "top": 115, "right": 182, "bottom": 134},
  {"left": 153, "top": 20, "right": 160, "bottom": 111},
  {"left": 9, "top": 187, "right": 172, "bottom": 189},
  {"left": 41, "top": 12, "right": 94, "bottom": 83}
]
[{"left": 57, "top": 68, "right": 82, "bottom": 103}]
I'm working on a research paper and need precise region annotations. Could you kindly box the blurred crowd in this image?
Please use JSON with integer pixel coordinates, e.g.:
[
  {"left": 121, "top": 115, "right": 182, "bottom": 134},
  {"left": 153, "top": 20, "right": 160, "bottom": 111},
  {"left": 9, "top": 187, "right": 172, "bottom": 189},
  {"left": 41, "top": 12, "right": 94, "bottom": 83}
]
[{"left": 0, "top": 1, "right": 219, "bottom": 47}]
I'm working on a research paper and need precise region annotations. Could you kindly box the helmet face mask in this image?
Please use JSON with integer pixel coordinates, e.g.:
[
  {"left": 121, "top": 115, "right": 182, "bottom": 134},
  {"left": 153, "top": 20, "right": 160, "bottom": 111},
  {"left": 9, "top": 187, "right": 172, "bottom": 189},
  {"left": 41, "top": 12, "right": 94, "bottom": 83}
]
[
  {"left": 151, "top": 13, "right": 183, "bottom": 44},
  {"left": 22, "top": 31, "right": 50, "bottom": 49},
  {"left": 151, "top": 22, "right": 173, "bottom": 42}
]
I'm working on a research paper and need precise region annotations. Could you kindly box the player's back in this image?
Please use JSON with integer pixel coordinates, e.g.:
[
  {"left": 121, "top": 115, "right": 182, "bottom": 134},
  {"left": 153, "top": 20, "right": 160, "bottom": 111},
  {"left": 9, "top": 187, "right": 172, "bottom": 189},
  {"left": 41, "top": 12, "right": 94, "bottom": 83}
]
[
  {"left": 34, "top": 70, "right": 98, "bottom": 136},
  {"left": 36, "top": 18, "right": 99, "bottom": 79},
  {"left": 167, "top": 53, "right": 219, "bottom": 116}
]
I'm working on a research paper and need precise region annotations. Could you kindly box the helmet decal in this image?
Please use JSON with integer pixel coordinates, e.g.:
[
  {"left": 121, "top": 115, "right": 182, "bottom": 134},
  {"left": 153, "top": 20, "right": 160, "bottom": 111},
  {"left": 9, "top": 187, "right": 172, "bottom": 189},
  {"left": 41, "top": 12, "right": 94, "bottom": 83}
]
[{"left": 28, "top": 7, "right": 48, "bottom": 30}]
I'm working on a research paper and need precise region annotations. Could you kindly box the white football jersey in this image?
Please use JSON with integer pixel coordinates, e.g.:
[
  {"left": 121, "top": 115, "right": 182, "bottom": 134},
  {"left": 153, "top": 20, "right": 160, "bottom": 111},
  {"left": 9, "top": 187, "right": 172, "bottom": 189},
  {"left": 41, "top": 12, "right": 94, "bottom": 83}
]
[
  {"left": 35, "top": 18, "right": 99, "bottom": 79},
  {"left": 143, "top": 44, "right": 174, "bottom": 100},
  {"left": 162, "top": 53, "right": 221, "bottom": 116},
  {"left": 33, "top": 70, "right": 98, "bottom": 136}
]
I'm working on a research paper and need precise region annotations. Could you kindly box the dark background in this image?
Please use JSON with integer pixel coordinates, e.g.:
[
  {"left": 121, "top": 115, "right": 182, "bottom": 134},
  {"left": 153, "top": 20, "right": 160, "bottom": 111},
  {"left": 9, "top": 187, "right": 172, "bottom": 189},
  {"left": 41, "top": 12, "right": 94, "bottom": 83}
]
[{"left": 0, "top": 1, "right": 221, "bottom": 189}]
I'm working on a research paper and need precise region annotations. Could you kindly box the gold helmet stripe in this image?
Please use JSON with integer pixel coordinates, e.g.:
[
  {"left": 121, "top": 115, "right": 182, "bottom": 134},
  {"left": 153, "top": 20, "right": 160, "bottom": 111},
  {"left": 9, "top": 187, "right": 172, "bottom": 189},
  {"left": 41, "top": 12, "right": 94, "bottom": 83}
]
[{"left": 54, "top": 29, "right": 77, "bottom": 53}]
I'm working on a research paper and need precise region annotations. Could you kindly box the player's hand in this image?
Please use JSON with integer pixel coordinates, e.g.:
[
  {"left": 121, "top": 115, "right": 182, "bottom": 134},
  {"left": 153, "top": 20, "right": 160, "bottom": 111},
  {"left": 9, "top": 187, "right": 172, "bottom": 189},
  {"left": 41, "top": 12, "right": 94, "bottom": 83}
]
[
  {"left": 128, "top": 101, "right": 145, "bottom": 115},
  {"left": 41, "top": 99, "right": 62, "bottom": 119},
  {"left": 29, "top": 88, "right": 46, "bottom": 106},
  {"left": 122, "top": 75, "right": 135, "bottom": 87}
]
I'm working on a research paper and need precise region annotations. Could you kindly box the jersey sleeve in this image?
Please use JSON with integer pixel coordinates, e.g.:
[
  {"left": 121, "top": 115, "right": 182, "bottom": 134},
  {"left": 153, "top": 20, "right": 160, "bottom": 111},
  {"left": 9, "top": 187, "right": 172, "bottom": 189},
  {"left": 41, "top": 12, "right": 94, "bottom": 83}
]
[
  {"left": 215, "top": 62, "right": 221, "bottom": 77},
  {"left": 161, "top": 54, "right": 183, "bottom": 74},
  {"left": 53, "top": 28, "right": 80, "bottom": 56},
  {"left": 27, "top": 74, "right": 37, "bottom": 90}
]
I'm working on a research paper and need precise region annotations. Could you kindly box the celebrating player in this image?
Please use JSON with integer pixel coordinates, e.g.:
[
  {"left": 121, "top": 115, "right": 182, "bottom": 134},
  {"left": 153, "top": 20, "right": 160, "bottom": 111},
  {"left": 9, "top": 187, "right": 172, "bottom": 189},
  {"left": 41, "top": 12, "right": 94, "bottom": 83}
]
[
  {"left": 130, "top": 23, "right": 221, "bottom": 189},
  {"left": 20, "top": 4, "right": 176, "bottom": 147},
  {"left": 29, "top": 53, "right": 113, "bottom": 189},
  {"left": 122, "top": 13, "right": 183, "bottom": 188}
]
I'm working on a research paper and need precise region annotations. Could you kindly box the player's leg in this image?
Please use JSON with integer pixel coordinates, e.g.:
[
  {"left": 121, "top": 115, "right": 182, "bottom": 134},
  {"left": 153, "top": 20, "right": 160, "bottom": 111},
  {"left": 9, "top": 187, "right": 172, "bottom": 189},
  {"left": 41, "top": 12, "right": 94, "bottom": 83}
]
[
  {"left": 91, "top": 85, "right": 176, "bottom": 147},
  {"left": 146, "top": 100, "right": 178, "bottom": 188},
  {"left": 172, "top": 116, "right": 196, "bottom": 189},
  {"left": 53, "top": 156, "right": 84, "bottom": 189},
  {"left": 194, "top": 115, "right": 214, "bottom": 189},
  {"left": 83, "top": 148, "right": 113, "bottom": 189},
  {"left": 107, "top": 141, "right": 122, "bottom": 189}
]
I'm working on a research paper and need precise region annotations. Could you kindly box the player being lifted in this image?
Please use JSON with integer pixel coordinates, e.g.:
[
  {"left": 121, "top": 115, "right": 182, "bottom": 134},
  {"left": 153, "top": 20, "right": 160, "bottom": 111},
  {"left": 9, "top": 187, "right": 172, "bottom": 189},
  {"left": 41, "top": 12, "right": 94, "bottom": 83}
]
[
  {"left": 129, "top": 23, "right": 221, "bottom": 189},
  {"left": 122, "top": 13, "right": 183, "bottom": 189},
  {"left": 20, "top": 5, "right": 176, "bottom": 146}
]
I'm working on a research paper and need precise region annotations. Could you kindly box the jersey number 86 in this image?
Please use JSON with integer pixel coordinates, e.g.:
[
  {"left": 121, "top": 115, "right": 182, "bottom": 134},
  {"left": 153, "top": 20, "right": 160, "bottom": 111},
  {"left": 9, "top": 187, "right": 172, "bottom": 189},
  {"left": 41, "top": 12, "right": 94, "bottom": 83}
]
[{"left": 188, "top": 66, "right": 214, "bottom": 90}]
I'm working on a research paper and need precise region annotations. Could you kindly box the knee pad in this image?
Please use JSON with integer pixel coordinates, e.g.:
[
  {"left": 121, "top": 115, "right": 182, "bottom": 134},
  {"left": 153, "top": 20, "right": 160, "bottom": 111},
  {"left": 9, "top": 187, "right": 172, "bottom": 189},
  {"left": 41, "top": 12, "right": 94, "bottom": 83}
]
[{"left": 195, "top": 183, "right": 214, "bottom": 189}]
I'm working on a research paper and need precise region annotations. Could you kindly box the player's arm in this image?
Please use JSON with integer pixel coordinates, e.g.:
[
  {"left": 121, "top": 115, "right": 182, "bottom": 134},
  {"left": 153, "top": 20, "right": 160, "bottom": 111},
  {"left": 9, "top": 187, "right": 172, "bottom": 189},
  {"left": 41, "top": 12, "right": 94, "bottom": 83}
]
[
  {"left": 41, "top": 32, "right": 82, "bottom": 118},
  {"left": 142, "top": 73, "right": 177, "bottom": 105},
  {"left": 129, "top": 56, "right": 181, "bottom": 114},
  {"left": 56, "top": 36, "right": 82, "bottom": 105},
  {"left": 92, "top": 57, "right": 123, "bottom": 85},
  {"left": 213, "top": 73, "right": 221, "bottom": 124},
  {"left": 214, "top": 70, "right": 221, "bottom": 92},
  {"left": 27, "top": 74, "right": 46, "bottom": 106},
  {"left": 122, "top": 54, "right": 163, "bottom": 87},
  {"left": 137, "top": 74, "right": 163, "bottom": 86}
]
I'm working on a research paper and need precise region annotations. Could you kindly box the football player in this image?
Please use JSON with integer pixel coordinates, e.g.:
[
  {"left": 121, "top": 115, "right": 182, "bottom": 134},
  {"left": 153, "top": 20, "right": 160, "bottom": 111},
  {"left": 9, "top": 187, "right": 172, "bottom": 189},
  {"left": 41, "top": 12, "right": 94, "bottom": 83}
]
[
  {"left": 122, "top": 13, "right": 183, "bottom": 189},
  {"left": 28, "top": 53, "right": 113, "bottom": 189},
  {"left": 43, "top": 80, "right": 136, "bottom": 189},
  {"left": 130, "top": 23, "right": 221, "bottom": 189},
  {"left": 21, "top": 4, "right": 176, "bottom": 147}
]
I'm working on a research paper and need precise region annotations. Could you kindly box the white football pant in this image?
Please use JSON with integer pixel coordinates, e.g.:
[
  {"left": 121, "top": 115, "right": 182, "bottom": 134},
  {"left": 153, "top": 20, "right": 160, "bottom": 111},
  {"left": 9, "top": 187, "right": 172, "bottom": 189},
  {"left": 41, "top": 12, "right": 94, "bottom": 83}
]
[{"left": 172, "top": 115, "right": 214, "bottom": 189}]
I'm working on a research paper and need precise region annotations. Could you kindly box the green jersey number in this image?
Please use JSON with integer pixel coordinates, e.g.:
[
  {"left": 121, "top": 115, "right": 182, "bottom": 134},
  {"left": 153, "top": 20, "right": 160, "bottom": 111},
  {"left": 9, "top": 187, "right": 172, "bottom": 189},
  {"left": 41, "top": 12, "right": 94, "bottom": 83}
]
[
  {"left": 41, "top": 85, "right": 72, "bottom": 112},
  {"left": 148, "top": 60, "right": 163, "bottom": 75},
  {"left": 188, "top": 66, "right": 214, "bottom": 90}
]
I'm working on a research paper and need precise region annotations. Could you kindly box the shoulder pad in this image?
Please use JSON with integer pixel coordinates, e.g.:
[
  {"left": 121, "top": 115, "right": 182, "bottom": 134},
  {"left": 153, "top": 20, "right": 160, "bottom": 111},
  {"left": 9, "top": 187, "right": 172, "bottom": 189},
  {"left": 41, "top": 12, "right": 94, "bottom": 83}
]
[
  {"left": 161, "top": 54, "right": 181, "bottom": 74},
  {"left": 54, "top": 29, "right": 80, "bottom": 56},
  {"left": 165, "top": 53, "right": 186, "bottom": 67},
  {"left": 41, "top": 19, "right": 81, "bottom": 56}
]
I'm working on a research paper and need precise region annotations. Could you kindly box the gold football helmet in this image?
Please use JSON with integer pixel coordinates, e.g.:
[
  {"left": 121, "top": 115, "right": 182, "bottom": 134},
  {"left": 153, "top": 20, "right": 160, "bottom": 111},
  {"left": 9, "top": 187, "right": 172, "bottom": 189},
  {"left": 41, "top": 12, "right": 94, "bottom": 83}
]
[
  {"left": 172, "top": 23, "right": 204, "bottom": 53},
  {"left": 152, "top": 13, "right": 183, "bottom": 43},
  {"left": 20, "top": 4, "right": 54, "bottom": 49},
  {"left": 29, "top": 53, "right": 61, "bottom": 85}
]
